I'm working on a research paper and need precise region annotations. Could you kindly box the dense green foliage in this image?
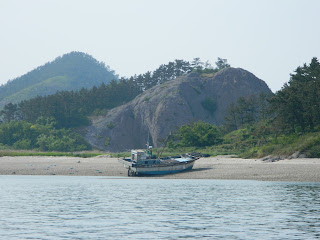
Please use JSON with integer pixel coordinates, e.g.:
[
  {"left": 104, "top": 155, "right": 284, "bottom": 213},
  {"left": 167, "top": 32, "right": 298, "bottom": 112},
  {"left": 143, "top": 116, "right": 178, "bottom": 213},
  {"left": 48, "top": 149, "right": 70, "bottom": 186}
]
[
  {"left": 0, "top": 151, "right": 101, "bottom": 158},
  {"left": 269, "top": 57, "right": 320, "bottom": 133},
  {"left": 168, "top": 121, "right": 222, "bottom": 148},
  {"left": 0, "top": 57, "right": 228, "bottom": 128},
  {"left": 0, "top": 56, "right": 229, "bottom": 151},
  {"left": 169, "top": 57, "right": 320, "bottom": 158},
  {"left": 0, "top": 80, "right": 140, "bottom": 128},
  {"left": 224, "top": 93, "right": 271, "bottom": 131},
  {"left": 0, "top": 52, "right": 117, "bottom": 105},
  {"left": 124, "top": 57, "right": 230, "bottom": 91},
  {"left": 0, "top": 118, "right": 91, "bottom": 151},
  {"left": 18, "top": 79, "right": 140, "bottom": 128},
  {"left": 239, "top": 131, "right": 320, "bottom": 158},
  {"left": 130, "top": 59, "right": 193, "bottom": 91},
  {"left": 1, "top": 54, "right": 319, "bottom": 157},
  {"left": 191, "top": 57, "right": 230, "bottom": 74}
]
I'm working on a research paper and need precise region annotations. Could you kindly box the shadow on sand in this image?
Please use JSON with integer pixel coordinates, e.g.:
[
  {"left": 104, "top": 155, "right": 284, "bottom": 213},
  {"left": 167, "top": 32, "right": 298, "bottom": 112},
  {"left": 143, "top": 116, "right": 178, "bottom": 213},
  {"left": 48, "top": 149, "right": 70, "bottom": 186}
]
[{"left": 189, "top": 167, "right": 212, "bottom": 172}]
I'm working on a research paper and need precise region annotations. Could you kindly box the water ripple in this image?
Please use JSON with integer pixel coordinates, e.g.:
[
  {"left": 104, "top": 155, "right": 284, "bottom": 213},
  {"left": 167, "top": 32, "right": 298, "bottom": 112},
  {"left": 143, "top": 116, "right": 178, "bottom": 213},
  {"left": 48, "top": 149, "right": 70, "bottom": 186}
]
[{"left": 0, "top": 176, "right": 320, "bottom": 239}]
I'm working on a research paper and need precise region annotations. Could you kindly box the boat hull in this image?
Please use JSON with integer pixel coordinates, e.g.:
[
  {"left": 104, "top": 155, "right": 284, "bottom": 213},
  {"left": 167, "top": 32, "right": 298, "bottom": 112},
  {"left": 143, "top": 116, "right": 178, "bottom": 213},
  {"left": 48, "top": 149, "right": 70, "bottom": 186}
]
[{"left": 132, "top": 160, "right": 196, "bottom": 175}]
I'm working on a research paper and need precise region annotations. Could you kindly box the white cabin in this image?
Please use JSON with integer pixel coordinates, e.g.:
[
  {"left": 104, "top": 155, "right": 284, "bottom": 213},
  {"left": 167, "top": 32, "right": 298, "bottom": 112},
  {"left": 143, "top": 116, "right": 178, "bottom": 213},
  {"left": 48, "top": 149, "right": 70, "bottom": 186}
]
[{"left": 131, "top": 150, "right": 147, "bottom": 163}]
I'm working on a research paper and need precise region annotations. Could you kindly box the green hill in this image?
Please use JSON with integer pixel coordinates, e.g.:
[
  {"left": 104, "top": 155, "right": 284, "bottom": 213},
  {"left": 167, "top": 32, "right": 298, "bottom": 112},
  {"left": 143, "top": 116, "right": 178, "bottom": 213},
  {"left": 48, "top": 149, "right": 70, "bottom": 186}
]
[{"left": 0, "top": 52, "right": 117, "bottom": 107}]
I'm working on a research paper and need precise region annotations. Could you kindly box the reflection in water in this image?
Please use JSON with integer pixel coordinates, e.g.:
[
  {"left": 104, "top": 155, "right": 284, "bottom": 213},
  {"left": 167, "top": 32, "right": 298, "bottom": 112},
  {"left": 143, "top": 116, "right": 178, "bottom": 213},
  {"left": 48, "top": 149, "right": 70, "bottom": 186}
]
[
  {"left": 281, "top": 184, "right": 320, "bottom": 237},
  {"left": 0, "top": 176, "right": 319, "bottom": 239}
]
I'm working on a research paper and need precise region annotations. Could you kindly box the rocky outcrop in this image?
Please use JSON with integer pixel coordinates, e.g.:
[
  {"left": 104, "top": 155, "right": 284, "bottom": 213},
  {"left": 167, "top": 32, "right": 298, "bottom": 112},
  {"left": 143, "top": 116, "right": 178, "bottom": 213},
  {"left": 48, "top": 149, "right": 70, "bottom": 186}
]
[{"left": 85, "top": 68, "right": 272, "bottom": 152}]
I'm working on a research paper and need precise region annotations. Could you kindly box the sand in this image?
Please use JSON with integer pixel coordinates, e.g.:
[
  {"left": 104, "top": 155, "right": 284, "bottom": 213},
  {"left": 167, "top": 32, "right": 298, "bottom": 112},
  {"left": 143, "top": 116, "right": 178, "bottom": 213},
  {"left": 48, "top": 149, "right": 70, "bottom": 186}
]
[{"left": 0, "top": 155, "right": 319, "bottom": 182}]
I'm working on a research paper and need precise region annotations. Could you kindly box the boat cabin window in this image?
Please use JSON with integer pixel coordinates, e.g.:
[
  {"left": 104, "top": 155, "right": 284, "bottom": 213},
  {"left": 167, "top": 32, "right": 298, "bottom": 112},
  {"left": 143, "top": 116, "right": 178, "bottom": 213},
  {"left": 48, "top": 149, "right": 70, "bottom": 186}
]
[{"left": 145, "top": 161, "right": 148, "bottom": 164}]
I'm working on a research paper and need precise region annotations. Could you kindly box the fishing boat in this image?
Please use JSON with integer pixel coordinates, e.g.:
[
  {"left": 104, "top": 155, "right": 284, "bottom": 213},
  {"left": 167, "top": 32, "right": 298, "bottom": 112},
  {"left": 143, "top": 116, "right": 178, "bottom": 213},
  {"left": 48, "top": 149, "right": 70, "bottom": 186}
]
[{"left": 118, "top": 147, "right": 198, "bottom": 176}]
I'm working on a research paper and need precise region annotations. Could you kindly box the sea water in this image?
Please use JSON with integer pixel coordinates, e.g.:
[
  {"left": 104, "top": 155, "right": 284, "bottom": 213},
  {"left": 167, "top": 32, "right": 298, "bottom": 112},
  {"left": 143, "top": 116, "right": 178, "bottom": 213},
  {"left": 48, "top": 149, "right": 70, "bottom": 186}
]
[{"left": 0, "top": 176, "right": 319, "bottom": 240}]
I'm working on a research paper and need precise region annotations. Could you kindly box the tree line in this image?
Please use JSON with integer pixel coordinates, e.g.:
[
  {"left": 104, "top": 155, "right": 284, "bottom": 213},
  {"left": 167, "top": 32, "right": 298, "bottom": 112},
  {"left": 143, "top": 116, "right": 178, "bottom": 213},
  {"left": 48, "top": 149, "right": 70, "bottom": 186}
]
[
  {"left": 124, "top": 57, "right": 229, "bottom": 91},
  {"left": 0, "top": 57, "right": 229, "bottom": 128},
  {"left": 0, "top": 57, "right": 230, "bottom": 151},
  {"left": 269, "top": 57, "right": 320, "bottom": 133},
  {"left": 170, "top": 57, "right": 320, "bottom": 149},
  {"left": 0, "top": 117, "right": 91, "bottom": 151},
  {"left": 1, "top": 56, "right": 318, "bottom": 152},
  {"left": 223, "top": 57, "right": 320, "bottom": 136}
]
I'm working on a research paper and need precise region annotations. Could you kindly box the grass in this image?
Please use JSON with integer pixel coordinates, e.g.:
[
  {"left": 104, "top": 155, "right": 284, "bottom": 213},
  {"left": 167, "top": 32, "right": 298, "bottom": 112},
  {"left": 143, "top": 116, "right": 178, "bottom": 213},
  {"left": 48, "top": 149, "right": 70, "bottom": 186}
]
[
  {"left": 239, "top": 131, "right": 320, "bottom": 158},
  {"left": 109, "top": 146, "right": 239, "bottom": 159},
  {"left": 1, "top": 128, "right": 319, "bottom": 159},
  {"left": 161, "top": 130, "right": 320, "bottom": 159},
  {"left": 109, "top": 152, "right": 131, "bottom": 158},
  {"left": 0, "top": 150, "right": 103, "bottom": 158}
]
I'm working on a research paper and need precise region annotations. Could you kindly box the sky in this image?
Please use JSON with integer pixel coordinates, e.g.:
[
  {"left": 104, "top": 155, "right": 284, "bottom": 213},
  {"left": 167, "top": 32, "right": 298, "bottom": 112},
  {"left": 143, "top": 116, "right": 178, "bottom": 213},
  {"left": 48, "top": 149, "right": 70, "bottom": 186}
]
[{"left": 1, "top": 0, "right": 319, "bottom": 92}]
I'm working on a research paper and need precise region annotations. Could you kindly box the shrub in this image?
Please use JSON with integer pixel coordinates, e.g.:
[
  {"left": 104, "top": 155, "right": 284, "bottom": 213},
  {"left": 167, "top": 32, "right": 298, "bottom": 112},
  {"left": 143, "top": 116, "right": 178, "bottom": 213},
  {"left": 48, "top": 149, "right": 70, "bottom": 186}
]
[
  {"left": 201, "top": 97, "right": 217, "bottom": 115},
  {"left": 106, "top": 122, "right": 116, "bottom": 129},
  {"left": 178, "top": 121, "right": 222, "bottom": 147},
  {"left": 307, "top": 145, "right": 320, "bottom": 158}
]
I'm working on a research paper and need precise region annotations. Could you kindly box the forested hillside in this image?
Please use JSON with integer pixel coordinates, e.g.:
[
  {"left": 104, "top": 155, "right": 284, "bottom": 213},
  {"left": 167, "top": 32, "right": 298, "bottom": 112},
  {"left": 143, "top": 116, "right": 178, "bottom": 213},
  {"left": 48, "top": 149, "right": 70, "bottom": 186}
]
[
  {"left": 0, "top": 57, "right": 228, "bottom": 129},
  {"left": 86, "top": 67, "right": 271, "bottom": 151},
  {"left": 269, "top": 57, "right": 320, "bottom": 133},
  {"left": 168, "top": 57, "right": 320, "bottom": 158},
  {"left": 0, "top": 57, "right": 229, "bottom": 151},
  {"left": 3, "top": 55, "right": 319, "bottom": 157},
  {"left": 0, "top": 52, "right": 117, "bottom": 107}
]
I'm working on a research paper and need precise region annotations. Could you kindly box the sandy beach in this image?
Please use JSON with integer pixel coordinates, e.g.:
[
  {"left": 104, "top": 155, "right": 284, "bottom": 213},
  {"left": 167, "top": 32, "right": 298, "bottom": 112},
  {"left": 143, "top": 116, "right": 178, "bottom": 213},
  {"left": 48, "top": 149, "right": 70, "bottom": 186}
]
[{"left": 0, "top": 155, "right": 319, "bottom": 182}]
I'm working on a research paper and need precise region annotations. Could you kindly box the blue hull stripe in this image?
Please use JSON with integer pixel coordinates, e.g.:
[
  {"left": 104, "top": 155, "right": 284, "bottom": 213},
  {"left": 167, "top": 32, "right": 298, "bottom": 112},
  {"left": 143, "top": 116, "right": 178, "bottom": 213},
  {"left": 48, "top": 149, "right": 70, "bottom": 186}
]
[{"left": 138, "top": 165, "right": 193, "bottom": 175}]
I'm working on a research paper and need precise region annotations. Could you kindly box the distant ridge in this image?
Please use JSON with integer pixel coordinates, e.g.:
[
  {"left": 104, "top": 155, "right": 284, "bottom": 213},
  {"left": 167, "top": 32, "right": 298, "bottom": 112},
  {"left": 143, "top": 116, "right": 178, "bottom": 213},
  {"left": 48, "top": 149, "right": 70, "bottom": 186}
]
[{"left": 0, "top": 51, "right": 117, "bottom": 107}]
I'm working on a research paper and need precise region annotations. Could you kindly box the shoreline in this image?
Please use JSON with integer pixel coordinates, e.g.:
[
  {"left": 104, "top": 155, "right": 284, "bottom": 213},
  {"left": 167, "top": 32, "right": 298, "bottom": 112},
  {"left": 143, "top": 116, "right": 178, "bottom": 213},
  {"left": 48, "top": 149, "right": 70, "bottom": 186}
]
[{"left": 0, "top": 155, "right": 320, "bottom": 182}]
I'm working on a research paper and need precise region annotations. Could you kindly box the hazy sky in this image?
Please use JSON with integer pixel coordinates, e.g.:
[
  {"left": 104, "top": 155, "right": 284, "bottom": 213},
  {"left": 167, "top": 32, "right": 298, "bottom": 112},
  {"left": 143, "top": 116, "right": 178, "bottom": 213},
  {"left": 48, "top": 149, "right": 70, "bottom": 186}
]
[{"left": 1, "top": 0, "right": 319, "bottom": 92}]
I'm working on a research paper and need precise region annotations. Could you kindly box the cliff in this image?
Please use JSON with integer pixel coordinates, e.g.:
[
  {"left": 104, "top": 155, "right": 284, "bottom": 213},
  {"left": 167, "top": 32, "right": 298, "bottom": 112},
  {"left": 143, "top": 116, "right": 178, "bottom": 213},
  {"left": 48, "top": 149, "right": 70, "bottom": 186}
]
[{"left": 85, "top": 68, "right": 272, "bottom": 152}]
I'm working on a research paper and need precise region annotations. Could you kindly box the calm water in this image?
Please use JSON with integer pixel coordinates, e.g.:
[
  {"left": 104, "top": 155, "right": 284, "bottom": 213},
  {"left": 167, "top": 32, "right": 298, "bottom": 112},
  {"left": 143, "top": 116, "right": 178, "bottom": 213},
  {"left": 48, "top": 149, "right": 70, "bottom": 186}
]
[{"left": 0, "top": 176, "right": 320, "bottom": 240}]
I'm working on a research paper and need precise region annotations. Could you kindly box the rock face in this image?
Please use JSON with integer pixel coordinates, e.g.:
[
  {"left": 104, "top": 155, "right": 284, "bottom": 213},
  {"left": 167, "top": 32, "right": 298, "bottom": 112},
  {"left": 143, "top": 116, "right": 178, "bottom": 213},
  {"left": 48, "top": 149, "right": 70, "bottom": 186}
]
[{"left": 85, "top": 68, "right": 272, "bottom": 152}]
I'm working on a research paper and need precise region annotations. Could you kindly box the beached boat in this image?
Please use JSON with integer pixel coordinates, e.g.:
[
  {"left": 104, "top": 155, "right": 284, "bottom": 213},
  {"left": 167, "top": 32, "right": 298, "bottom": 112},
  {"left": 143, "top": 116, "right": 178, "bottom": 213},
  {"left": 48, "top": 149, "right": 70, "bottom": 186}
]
[{"left": 118, "top": 148, "right": 198, "bottom": 176}]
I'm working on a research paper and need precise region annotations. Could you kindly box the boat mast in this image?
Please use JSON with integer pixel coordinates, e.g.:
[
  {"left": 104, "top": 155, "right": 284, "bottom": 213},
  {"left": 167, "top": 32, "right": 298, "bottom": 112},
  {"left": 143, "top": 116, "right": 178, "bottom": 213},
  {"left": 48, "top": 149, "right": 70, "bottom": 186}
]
[{"left": 158, "top": 132, "right": 171, "bottom": 158}]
